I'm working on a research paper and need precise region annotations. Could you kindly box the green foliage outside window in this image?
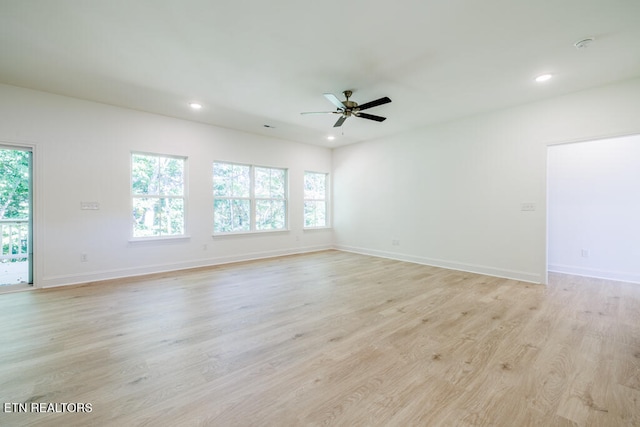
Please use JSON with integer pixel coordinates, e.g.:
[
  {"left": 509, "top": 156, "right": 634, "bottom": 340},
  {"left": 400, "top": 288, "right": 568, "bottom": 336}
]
[
  {"left": 304, "top": 172, "right": 327, "bottom": 228},
  {"left": 0, "top": 149, "right": 29, "bottom": 220},
  {"left": 255, "top": 167, "right": 286, "bottom": 231},
  {"left": 213, "top": 162, "right": 287, "bottom": 233},
  {"left": 0, "top": 149, "right": 30, "bottom": 262},
  {"left": 132, "top": 153, "right": 185, "bottom": 237},
  {"left": 213, "top": 163, "right": 251, "bottom": 233}
]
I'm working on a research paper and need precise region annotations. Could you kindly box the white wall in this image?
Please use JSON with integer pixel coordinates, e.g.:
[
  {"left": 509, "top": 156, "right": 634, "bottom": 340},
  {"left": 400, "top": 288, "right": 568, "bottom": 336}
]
[
  {"left": 333, "top": 77, "right": 640, "bottom": 284},
  {"left": 0, "top": 84, "right": 333, "bottom": 287},
  {"left": 3, "top": 77, "right": 640, "bottom": 288},
  {"left": 548, "top": 134, "right": 640, "bottom": 283}
]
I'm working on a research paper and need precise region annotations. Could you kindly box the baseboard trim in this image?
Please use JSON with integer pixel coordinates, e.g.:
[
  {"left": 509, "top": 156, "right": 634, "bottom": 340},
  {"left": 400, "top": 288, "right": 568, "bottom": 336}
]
[
  {"left": 38, "top": 243, "right": 547, "bottom": 288},
  {"left": 335, "top": 245, "right": 543, "bottom": 284},
  {"left": 548, "top": 264, "right": 640, "bottom": 285},
  {"left": 39, "top": 244, "right": 333, "bottom": 288}
]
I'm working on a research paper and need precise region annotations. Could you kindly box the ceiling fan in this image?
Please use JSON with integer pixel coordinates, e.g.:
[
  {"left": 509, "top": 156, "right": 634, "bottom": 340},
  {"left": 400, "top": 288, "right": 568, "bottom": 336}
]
[{"left": 301, "top": 90, "right": 391, "bottom": 127}]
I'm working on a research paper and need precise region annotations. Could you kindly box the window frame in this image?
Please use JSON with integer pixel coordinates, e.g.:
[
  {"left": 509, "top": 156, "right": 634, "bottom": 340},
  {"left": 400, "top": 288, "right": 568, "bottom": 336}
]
[
  {"left": 303, "top": 170, "right": 330, "bottom": 229},
  {"left": 130, "top": 151, "right": 188, "bottom": 240},
  {"left": 212, "top": 162, "right": 252, "bottom": 234},
  {"left": 213, "top": 161, "right": 289, "bottom": 235}
]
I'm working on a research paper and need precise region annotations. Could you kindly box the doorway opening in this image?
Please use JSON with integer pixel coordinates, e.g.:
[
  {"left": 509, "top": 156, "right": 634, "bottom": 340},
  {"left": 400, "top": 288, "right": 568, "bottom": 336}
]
[
  {"left": 0, "top": 145, "right": 32, "bottom": 287},
  {"left": 547, "top": 133, "right": 640, "bottom": 284}
]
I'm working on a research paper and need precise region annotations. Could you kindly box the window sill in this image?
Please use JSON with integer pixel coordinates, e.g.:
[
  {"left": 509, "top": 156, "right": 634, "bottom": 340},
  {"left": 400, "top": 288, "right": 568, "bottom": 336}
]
[
  {"left": 128, "top": 235, "right": 191, "bottom": 244},
  {"left": 212, "top": 229, "right": 290, "bottom": 238},
  {"left": 303, "top": 226, "right": 333, "bottom": 231}
]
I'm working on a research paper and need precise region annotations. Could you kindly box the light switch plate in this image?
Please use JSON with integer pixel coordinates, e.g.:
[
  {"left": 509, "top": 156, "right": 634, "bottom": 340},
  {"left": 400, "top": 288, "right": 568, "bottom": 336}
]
[{"left": 81, "top": 201, "right": 100, "bottom": 210}]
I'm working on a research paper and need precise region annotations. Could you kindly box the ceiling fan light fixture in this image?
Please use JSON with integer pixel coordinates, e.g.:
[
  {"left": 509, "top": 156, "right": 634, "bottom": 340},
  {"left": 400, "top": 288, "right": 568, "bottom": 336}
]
[
  {"left": 302, "top": 90, "right": 392, "bottom": 128},
  {"left": 327, "top": 135, "right": 335, "bottom": 140}
]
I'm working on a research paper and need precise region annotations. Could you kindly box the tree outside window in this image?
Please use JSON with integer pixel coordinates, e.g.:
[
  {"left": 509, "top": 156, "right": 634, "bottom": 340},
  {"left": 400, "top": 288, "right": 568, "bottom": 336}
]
[
  {"left": 213, "top": 162, "right": 250, "bottom": 233},
  {"left": 0, "top": 148, "right": 30, "bottom": 263},
  {"left": 0, "top": 149, "right": 29, "bottom": 220},
  {"left": 304, "top": 171, "right": 328, "bottom": 228},
  {"left": 132, "top": 153, "right": 186, "bottom": 238},
  {"left": 213, "top": 162, "right": 287, "bottom": 233}
]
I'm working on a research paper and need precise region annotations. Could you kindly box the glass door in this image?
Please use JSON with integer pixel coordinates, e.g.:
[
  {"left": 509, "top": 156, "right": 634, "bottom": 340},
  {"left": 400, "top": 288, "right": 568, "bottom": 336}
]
[{"left": 0, "top": 145, "right": 32, "bottom": 286}]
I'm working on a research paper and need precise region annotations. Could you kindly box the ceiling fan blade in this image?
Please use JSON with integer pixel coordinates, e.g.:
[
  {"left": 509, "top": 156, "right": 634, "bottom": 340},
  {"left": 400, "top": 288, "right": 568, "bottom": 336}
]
[
  {"left": 300, "top": 111, "right": 337, "bottom": 115},
  {"left": 324, "top": 93, "right": 345, "bottom": 110},
  {"left": 356, "top": 96, "right": 391, "bottom": 111},
  {"left": 355, "top": 112, "right": 386, "bottom": 122},
  {"left": 333, "top": 116, "right": 347, "bottom": 127}
]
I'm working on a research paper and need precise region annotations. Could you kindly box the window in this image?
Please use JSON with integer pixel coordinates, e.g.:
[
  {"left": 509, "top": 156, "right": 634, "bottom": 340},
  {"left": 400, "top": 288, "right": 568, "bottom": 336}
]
[
  {"left": 304, "top": 171, "right": 328, "bottom": 228},
  {"left": 212, "top": 162, "right": 250, "bottom": 233},
  {"left": 255, "top": 167, "right": 287, "bottom": 230},
  {"left": 213, "top": 162, "right": 287, "bottom": 233},
  {"left": 131, "top": 153, "right": 186, "bottom": 238}
]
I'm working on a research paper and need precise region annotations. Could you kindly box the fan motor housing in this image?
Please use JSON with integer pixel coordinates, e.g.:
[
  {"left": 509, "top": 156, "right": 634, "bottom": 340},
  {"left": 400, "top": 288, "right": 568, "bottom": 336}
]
[
  {"left": 342, "top": 90, "right": 358, "bottom": 110},
  {"left": 342, "top": 100, "right": 358, "bottom": 109}
]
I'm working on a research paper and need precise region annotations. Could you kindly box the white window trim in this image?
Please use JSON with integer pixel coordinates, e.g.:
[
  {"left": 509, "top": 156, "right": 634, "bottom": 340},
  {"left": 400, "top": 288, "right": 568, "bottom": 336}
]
[
  {"left": 303, "top": 170, "right": 330, "bottom": 229},
  {"left": 213, "top": 161, "right": 289, "bottom": 235},
  {"left": 131, "top": 151, "right": 188, "bottom": 240}
]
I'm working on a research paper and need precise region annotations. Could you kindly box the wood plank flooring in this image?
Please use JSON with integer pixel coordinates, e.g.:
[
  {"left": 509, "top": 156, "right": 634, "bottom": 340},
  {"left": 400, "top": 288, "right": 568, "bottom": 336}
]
[{"left": 0, "top": 250, "right": 639, "bottom": 426}]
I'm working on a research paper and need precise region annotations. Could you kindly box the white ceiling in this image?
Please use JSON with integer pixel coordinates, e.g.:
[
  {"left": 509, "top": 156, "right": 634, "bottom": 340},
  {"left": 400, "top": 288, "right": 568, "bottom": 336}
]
[{"left": 1, "top": 0, "right": 639, "bottom": 147}]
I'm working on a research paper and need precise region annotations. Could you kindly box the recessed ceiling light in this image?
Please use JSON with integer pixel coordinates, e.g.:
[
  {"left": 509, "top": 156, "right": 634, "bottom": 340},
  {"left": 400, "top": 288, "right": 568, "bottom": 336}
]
[
  {"left": 327, "top": 135, "right": 335, "bottom": 141},
  {"left": 535, "top": 74, "right": 553, "bottom": 83},
  {"left": 189, "top": 102, "right": 202, "bottom": 110}
]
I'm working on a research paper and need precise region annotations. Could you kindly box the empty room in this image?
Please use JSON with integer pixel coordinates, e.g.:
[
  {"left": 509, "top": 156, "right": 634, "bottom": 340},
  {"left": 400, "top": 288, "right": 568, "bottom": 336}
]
[{"left": 1, "top": 1, "right": 639, "bottom": 426}]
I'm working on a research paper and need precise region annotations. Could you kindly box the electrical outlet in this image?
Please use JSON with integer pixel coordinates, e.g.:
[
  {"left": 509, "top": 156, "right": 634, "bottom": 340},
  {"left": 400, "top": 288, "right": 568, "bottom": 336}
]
[
  {"left": 81, "top": 253, "right": 88, "bottom": 262},
  {"left": 581, "top": 249, "right": 589, "bottom": 258},
  {"left": 392, "top": 240, "right": 400, "bottom": 246}
]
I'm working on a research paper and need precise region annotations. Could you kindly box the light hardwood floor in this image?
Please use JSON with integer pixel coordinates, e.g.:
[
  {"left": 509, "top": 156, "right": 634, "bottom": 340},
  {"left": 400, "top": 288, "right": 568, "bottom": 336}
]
[{"left": 1, "top": 250, "right": 639, "bottom": 426}]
